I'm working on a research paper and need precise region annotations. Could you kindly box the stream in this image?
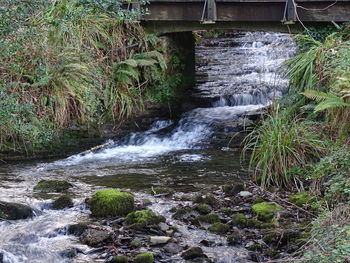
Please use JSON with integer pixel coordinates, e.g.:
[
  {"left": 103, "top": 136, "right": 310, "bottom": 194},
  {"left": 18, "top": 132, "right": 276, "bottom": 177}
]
[{"left": 0, "top": 31, "right": 296, "bottom": 263}]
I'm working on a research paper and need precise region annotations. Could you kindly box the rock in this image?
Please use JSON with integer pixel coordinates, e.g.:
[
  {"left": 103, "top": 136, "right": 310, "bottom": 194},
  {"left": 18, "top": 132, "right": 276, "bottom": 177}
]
[
  {"left": 80, "top": 228, "right": 112, "bottom": 247},
  {"left": 88, "top": 189, "right": 134, "bottom": 218},
  {"left": 67, "top": 223, "right": 88, "bottom": 236},
  {"left": 238, "top": 191, "right": 253, "bottom": 198},
  {"left": 149, "top": 236, "right": 171, "bottom": 245},
  {"left": 60, "top": 248, "right": 77, "bottom": 258},
  {"left": 52, "top": 195, "right": 73, "bottom": 210},
  {"left": 181, "top": 247, "right": 204, "bottom": 260},
  {"left": 134, "top": 252, "right": 154, "bottom": 263},
  {"left": 142, "top": 199, "right": 152, "bottom": 206},
  {"left": 164, "top": 242, "right": 183, "bottom": 254},
  {"left": 195, "top": 204, "right": 212, "bottom": 215},
  {"left": 220, "top": 207, "right": 233, "bottom": 216},
  {"left": 0, "top": 201, "right": 33, "bottom": 220},
  {"left": 252, "top": 202, "right": 282, "bottom": 221},
  {"left": 125, "top": 209, "right": 165, "bottom": 229},
  {"left": 197, "top": 214, "right": 220, "bottom": 224},
  {"left": 227, "top": 228, "right": 242, "bottom": 245},
  {"left": 158, "top": 222, "right": 170, "bottom": 231},
  {"left": 208, "top": 222, "right": 229, "bottom": 234},
  {"left": 193, "top": 194, "right": 218, "bottom": 207},
  {"left": 222, "top": 184, "right": 245, "bottom": 196},
  {"left": 150, "top": 186, "right": 174, "bottom": 196},
  {"left": 231, "top": 213, "right": 271, "bottom": 228},
  {"left": 34, "top": 180, "right": 71, "bottom": 193},
  {"left": 111, "top": 255, "right": 128, "bottom": 263},
  {"left": 130, "top": 238, "right": 142, "bottom": 248},
  {"left": 172, "top": 207, "right": 197, "bottom": 220}
]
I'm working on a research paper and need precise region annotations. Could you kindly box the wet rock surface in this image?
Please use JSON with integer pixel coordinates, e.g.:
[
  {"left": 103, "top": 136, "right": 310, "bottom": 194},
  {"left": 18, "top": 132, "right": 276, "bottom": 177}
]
[{"left": 0, "top": 201, "right": 33, "bottom": 220}]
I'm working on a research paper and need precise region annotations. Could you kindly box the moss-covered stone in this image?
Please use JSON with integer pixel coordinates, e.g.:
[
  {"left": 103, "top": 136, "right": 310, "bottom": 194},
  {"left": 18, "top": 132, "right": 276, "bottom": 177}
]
[
  {"left": 231, "top": 213, "right": 271, "bottom": 228},
  {"left": 34, "top": 180, "right": 71, "bottom": 193},
  {"left": 52, "top": 195, "right": 73, "bottom": 210},
  {"left": 195, "top": 204, "right": 212, "bottom": 215},
  {"left": 0, "top": 201, "right": 33, "bottom": 220},
  {"left": 252, "top": 202, "right": 282, "bottom": 221},
  {"left": 290, "top": 192, "right": 315, "bottom": 207},
  {"left": 222, "top": 184, "right": 244, "bottom": 196},
  {"left": 232, "top": 213, "right": 247, "bottom": 226},
  {"left": 220, "top": 207, "right": 233, "bottom": 216},
  {"left": 134, "top": 252, "right": 154, "bottom": 263},
  {"left": 208, "top": 222, "right": 229, "bottom": 234},
  {"left": 181, "top": 247, "right": 204, "bottom": 260},
  {"left": 125, "top": 209, "right": 165, "bottom": 229},
  {"left": 227, "top": 228, "right": 241, "bottom": 245},
  {"left": 111, "top": 255, "right": 128, "bottom": 263},
  {"left": 193, "top": 194, "right": 218, "bottom": 207},
  {"left": 172, "top": 207, "right": 193, "bottom": 220},
  {"left": 88, "top": 189, "right": 134, "bottom": 218},
  {"left": 197, "top": 213, "right": 220, "bottom": 224},
  {"left": 130, "top": 238, "right": 142, "bottom": 248}
]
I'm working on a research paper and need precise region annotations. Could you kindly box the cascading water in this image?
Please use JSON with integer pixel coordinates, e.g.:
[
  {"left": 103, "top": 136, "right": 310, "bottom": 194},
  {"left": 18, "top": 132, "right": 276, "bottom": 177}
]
[{"left": 0, "top": 32, "right": 296, "bottom": 263}]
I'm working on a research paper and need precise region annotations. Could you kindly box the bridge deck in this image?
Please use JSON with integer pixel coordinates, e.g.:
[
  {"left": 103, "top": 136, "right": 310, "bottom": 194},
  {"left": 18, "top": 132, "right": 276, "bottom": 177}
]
[{"left": 142, "top": 0, "right": 350, "bottom": 22}]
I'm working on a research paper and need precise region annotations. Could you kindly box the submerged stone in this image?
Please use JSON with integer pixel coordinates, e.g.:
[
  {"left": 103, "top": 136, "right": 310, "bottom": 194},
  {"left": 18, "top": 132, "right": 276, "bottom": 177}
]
[
  {"left": 125, "top": 209, "right": 165, "bottom": 229},
  {"left": 88, "top": 189, "right": 134, "bottom": 218},
  {"left": 0, "top": 201, "right": 33, "bottom": 220},
  {"left": 252, "top": 202, "right": 282, "bottom": 221},
  {"left": 34, "top": 180, "right": 71, "bottom": 193},
  {"left": 134, "top": 252, "right": 154, "bottom": 263},
  {"left": 208, "top": 222, "right": 229, "bottom": 234},
  {"left": 52, "top": 195, "right": 73, "bottom": 210}
]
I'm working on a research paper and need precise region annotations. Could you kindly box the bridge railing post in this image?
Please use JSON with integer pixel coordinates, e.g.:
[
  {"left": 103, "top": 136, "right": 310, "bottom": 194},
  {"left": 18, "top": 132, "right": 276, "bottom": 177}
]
[
  {"left": 283, "top": 0, "right": 296, "bottom": 24},
  {"left": 201, "top": 0, "right": 217, "bottom": 24}
]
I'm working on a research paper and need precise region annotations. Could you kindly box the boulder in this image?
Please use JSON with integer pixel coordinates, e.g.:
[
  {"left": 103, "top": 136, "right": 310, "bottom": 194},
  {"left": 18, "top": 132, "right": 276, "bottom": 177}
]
[
  {"left": 34, "top": 180, "right": 71, "bottom": 193},
  {"left": 52, "top": 195, "right": 73, "bottom": 210},
  {"left": 252, "top": 202, "right": 282, "bottom": 221},
  {"left": 80, "top": 228, "right": 112, "bottom": 247},
  {"left": 0, "top": 201, "right": 33, "bottom": 220},
  {"left": 181, "top": 247, "right": 204, "bottom": 260},
  {"left": 88, "top": 189, "right": 134, "bottom": 218},
  {"left": 67, "top": 223, "right": 88, "bottom": 236}
]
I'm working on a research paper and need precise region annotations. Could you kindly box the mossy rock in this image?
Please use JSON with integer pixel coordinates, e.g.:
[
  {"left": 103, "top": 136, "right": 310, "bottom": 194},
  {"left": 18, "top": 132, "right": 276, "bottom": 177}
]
[
  {"left": 232, "top": 213, "right": 271, "bottom": 228},
  {"left": 227, "top": 228, "right": 241, "bottom": 245},
  {"left": 222, "top": 184, "right": 244, "bottom": 196},
  {"left": 195, "top": 204, "right": 212, "bottom": 215},
  {"left": 290, "top": 192, "right": 315, "bottom": 207},
  {"left": 130, "top": 238, "right": 141, "bottom": 248},
  {"left": 150, "top": 186, "right": 174, "bottom": 196},
  {"left": 197, "top": 214, "right": 220, "bottom": 224},
  {"left": 193, "top": 194, "right": 218, "bottom": 207},
  {"left": 220, "top": 207, "right": 233, "bottom": 216},
  {"left": 88, "top": 189, "right": 134, "bottom": 218},
  {"left": 125, "top": 209, "right": 165, "bottom": 229},
  {"left": 208, "top": 222, "right": 229, "bottom": 234},
  {"left": 181, "top": 247, "right": 204, "bottom": 260},
  {"left": 172, "top": 207, "right": 193, "bottom": 220},
  {"left": 111, "top": 255, "right": 128, "bottom": 263},
  {"left": 52, "top": 195, "right": 73, "bottom": 210},
  {"left": 34, "top": 180, "right": 71, "bottom": 193},
  {"left": 252, "top": 202, "right": 282, "bottom": 221},
  {"left": 232, "top": 213, "right": 248, "bottom": 226},
  {"left": 0, "top": 201, "right": 33, "bottom": 220},
  {"left": 134, "top": 252, "right": 154, "bottom": 263}
]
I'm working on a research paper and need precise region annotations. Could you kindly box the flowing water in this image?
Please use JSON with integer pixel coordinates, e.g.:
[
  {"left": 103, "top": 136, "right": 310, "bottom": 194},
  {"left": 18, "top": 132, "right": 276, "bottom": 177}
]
[{"left": 0, "top": 32, "right": 296, "bottom": 263}]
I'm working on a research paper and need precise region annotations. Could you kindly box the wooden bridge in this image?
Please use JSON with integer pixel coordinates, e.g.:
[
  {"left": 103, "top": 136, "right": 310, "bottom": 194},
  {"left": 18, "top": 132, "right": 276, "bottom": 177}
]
[{"left": 136, "top": 0, "right": 350, "bottom": 33}]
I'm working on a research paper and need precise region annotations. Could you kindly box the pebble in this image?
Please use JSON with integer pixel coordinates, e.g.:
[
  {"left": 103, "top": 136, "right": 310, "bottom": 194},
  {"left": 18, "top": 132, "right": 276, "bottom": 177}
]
[
  {"left": 238, "top": 191, "right": 253, "bottom": 197},
  {"left": 149, "top": 236, "right": 171, "bottom": 245}
]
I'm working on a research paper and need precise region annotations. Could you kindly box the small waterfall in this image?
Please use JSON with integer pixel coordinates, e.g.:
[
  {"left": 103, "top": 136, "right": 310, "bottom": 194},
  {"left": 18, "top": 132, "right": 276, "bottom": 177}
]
[{"left": 0, "top": 31, "right": 296, "bottom": 263}]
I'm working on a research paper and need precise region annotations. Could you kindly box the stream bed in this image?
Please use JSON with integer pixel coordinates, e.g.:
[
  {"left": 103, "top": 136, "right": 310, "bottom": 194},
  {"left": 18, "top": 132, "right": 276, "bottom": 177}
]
[{"left": 0, "top": 31, "right": 296, "bottom": 263}]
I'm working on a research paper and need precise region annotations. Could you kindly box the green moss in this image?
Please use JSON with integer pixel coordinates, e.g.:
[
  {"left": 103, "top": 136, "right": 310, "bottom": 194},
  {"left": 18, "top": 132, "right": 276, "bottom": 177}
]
[
  {"left": 111, "top": 255, "right": 128, "bottom": 263},
  {"left": 197, "top": 214, "right": 220, "bottom": 224},
  {"left": 88, "top": 189, "right": 134, "bottom": 218},
  {"left": 290, "top": 192, "right": 315, "bottom": 207},
  {"left": 34, "top": 180, "right": 71, "bottom": 193},
  {"left": 252, "top": 202, "right": 282, "bottom": 221},
  {"left": 208, "top": 222, "right": 229, "bottom": 234},
  {"left": 232, "top": 213, "right": 247, "bottom": 226},
  {"left": 220, "top": 207, "right": 233, "bottom": 216},
  {"left": 193, "top": 194, "right": 218, "bottom": 206},
  {"left": 222, "top": 184, "right": 244, "bottom": 196},
  {"left": 172, "top": 207, "right": 192, "bottom": 219},
  {"left": 134, "top": 252, "right": 153, "bottom": 263},
  {"left": 195, "top": 204, "right": 212, "bottom": 215},
  {"left": 125, "top": 209, "right": 165, "bottom": 229}
]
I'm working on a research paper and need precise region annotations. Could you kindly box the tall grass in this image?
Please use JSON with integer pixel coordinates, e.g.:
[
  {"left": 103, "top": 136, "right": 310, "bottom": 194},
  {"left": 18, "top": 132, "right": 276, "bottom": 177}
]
[{"left": 243, "top": 107, "right": 325, "bottom": 188}]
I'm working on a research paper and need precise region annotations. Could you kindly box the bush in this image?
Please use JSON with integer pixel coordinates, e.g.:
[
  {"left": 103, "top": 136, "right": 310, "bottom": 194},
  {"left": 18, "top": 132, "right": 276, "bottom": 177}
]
[{"left": 243, "top": 107, "right": 325, "bottom": 188}]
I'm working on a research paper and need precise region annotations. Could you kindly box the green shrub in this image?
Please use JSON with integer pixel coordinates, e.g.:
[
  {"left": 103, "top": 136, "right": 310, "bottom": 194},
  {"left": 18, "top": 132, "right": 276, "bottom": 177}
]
[{"left": 243, "top": 107, "right": 324, "bottom": 188}]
